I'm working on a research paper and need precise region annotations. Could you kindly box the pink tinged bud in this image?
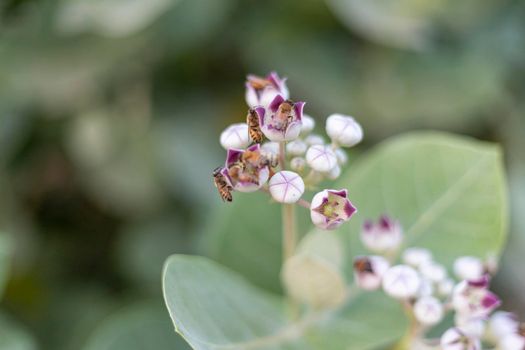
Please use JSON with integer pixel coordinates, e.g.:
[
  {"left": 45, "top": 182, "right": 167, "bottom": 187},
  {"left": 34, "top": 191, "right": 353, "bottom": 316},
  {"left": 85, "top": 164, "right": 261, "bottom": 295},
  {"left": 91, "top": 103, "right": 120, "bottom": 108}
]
[
  {"left": 300, "top": 114, "right": 315, "bottom": 135},
  {"left": 452, "top": 280, "right": 501, "bottom": 319},
  {"left": 353, "top": 255, "right": 389, "bottom": 291},
  {"left": 220, "top": 123, "right": 250, "bottom": 150},
  {"left": 489, "top": 312, "right": 519, "bottom": 339},
  {"left": 304, "top": 134, "right": 325, "bottom": 146},
  {"left": 306, "top": 145, "right": 337, "bottom": 172},
  {"left": 245, "top": 72, "right": 289, "bottom": 108},
  {"left": 325, "top": 114, "right": 363, "bottom": 147},
  {"left": 360, "top": 215, "right": 403, "bottom": 254},
  {"left": 441, "top": 328, "right": 481, "bottom": 350},
  {"left": 382, "top": 265, "right": 421, "bottom": 299},
  {"left": 290, "top": 157, "right": 306, "bottom": 172},
  {"left": 310, "top": 189, "right": 357, "bottom": 230},
  {"left": 259, "top": 95, "right": 304, "bottom": 142},
  {"left": 268, "top": 171, "right": 305, "bottom": 204},
  {"left": 500, "top": 333, "right": 525, "bottom": 350},
  {"left": 286, "top": 140, "right": 307, "bottom": 156},
  {"left": 454, "top": 256, "right": 484, "bottom": 281},
  {"left": 420, "top": 261, "right": 447, "bottom": 283},
  {"left": 414, "top": 297, "right": 444, "bottom": 326},
  {"left": 334, "top": 148, "right": 348, "bottom": 165},
  {"left": 223, "top": 144, "right": 270, "bottom": 193},
  {"left": 403, "top": 247, "right": 432, "bottom": 268}
]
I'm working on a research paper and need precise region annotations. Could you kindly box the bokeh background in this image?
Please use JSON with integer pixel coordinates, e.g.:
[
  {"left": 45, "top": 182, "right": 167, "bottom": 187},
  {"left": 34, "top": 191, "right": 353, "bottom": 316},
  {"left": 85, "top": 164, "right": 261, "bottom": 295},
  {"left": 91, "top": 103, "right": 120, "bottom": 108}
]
[{"left": 0, "top": 0, "right": 524, "bottom": 349}]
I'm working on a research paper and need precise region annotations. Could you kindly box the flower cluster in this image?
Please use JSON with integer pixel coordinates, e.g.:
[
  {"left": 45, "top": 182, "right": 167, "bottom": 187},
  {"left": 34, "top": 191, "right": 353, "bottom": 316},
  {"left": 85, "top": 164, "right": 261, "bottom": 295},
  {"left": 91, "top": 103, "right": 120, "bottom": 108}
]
[
  {"left": 352, "top": 215, "right": 519, "bottom": 349},
  {"left": 214, "top": 72, "right": 362, "bottom": 230}
]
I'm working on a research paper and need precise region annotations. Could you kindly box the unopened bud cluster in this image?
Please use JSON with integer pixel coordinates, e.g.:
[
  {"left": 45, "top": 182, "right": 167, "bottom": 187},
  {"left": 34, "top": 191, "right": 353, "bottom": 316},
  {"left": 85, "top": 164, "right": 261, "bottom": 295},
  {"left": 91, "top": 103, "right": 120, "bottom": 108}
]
[
  {"left": 353, "top": 215, "right": 517, "bottom": 349},
  {"left": 213, "top": 72, "right": 362, "bottom": 230}
]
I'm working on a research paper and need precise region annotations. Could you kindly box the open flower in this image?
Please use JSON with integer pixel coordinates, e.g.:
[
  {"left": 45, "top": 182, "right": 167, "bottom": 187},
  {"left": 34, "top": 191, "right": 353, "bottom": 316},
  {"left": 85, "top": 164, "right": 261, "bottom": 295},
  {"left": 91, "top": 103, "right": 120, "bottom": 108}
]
[
  {"left": 361, "top": 215, "right": 403, "bottom": 254},
  {"left": 245, "top": 72, "right": 289, "bottom": 108},
  {"left": 452, "top": 277, "right": 501, "bottom": 319},
  {"left": 222, "top": 144, "right": 270, "bottom": 193},
  {"left": 441, "top": 328, "right": 481, "bottom": 350},
  {"left": 259, "top": 95, "right": 304, "bottom": 142},
  {"left": 310, "top": 189, "right": 356, "bottom": 230},
  {"left": 353, "top": 255, "right": 389, "bottom": 291}
]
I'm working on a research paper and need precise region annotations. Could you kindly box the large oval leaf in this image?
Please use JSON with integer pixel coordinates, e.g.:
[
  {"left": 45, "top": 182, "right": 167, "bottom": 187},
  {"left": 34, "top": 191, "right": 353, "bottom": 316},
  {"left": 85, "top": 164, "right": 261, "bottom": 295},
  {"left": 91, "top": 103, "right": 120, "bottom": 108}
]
[
  {"left": 335, "top": 132, "right": 507, "bottom": 271},
  {"left": 163, "top": 255, "right": 405, "bottom": 350},
  {"left": 169, "top": 132, "right": 507, "bottom": 349}
]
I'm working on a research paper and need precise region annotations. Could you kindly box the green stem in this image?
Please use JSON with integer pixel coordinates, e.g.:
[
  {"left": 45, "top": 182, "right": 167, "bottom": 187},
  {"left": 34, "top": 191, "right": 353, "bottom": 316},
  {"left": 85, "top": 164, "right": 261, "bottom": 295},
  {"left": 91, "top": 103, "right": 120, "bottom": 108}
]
[{"left": 282, "top": 203, "right": 297, "bottom": 262}]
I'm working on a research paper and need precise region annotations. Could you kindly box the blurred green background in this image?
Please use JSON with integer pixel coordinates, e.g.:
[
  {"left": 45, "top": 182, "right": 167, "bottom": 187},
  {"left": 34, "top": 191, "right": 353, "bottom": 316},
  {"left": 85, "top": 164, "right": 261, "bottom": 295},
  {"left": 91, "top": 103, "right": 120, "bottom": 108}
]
[{"left": 0, "top": 0, "right": 524, "bottom": 349}]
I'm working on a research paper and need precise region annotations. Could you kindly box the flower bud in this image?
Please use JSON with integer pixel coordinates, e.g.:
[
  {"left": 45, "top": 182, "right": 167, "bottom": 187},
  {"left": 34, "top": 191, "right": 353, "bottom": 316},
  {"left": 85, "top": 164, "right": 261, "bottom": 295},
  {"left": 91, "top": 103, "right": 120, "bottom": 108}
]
[
  {"left": 326, "top": 164, "right": 341, "bottom": 180},
  {"left": 353, "top": 256, "right": 389, "bottom": 291},
  {"left": 268, "top": 171, "right": 305, "bottom": 204},
  {"left": 286, "top": 140, "right": 307, "bottom": 156},
  {"left": 455, "top": 315, "right": 486, "bottom": 338},
  {"left": 441, "top": 328, "right": 481, "bottom": 350},
  {"left": 300, "top": 114, "right": 315, "bottom": 135},
  {"left": 245, "top": 72, "right": 289, "bottom": 108},
  {"left": 418, "top": 278, "right": 434, "bottom": 297},
  {"left": 260, "top": 95, "right": 304, "bottom": 142},
  {"left": 310, "top": 189, "right": 356, "bottom": 230},
  {"left": 500, "top": 333, "right": 525, "bottom": 350},
  {"left": 219, "top": 123, "right": 250, "bottom": 150},
  {"left": 304, "top": 134, "right": 325, "bottom": 146},
  {"left": 290, "top": 157, "right": 306, "bottom": 172},
  {"left": 420, "top": 261, "right": 447, "bottom": 283},
  {"left": 488, "top": 312, "right": 519, "bottom": 340},
  {"left": 325, "top": 114, "right": 363, "bottom": 147},
  {"left": 403, "top": 247, "right": 432, "bottom": 268},
  {"left": 361, "top": 215, "right": 403, "bottom": 254},
  {"left": 382, "top": 265, "right": 421, "bottom": 299},
  {"left": 454, "top": 256, "right": 484, "bottom": 281},
  {"left": 414, "top": 297, "right": 444, "bottom": 326},
  {"left": 306, "top": 145, "right": 337, "bottom": 172},
  {"left": 438, "top": 278, "right": 456, "bottom": 297},
  {"left": 334, "top": 148, "right": 348, "bottom": 165}
]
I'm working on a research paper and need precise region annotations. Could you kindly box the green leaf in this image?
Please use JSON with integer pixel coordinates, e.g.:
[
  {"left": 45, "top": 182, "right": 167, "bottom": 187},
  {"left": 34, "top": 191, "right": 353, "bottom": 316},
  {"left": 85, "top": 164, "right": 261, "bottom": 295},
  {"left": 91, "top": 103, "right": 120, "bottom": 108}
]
[
  {"left": 163, "top": 255, "right": 405, "bottom": 350},
  {"left": 81, "top": 303, "right": 191, "bottom": 350},
  {"left": 0, "top": 232, "right": 11, "bottom": 299},
  {"left": 169, "top": 132, "right": 507, "bottom": 350},
  {"left": 0, "top": 313, "right": 37, "bottom": 350},
  {"left": 335, "top": 131, "right": 507, "bottom": 269}
]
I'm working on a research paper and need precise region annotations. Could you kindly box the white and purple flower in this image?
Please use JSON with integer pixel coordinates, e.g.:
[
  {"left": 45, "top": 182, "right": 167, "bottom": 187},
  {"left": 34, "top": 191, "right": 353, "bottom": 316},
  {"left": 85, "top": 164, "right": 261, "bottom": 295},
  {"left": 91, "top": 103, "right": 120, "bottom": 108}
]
[
  {"left": 245, "top": 72, "right": 290, "bottom": 108},
  {"left": 441, "top": 327, "right": 481, "bottom": 350},
  {"left": 325, "top": 114, "right": 363, "bottom": 147},
  {"left": 452, "top": 276, "right": 501, "bottom": 319},
  {"left": 310, "top": 189, "right": 357, "bottom": 230},
  {"left": 361, "top": 215, "right": 403, "bottom": 254},
  {"left": 268, "top": 171, "right": 305, "bottom": 204},
  {"left": 353, "top": 255, "right": 389, "bottom": 291},
  {"left": 258, "top": 95, "right": 304, "bottom": 142},
  {"left": 222, "top": 144, "right": 270, "bottom": 193}
]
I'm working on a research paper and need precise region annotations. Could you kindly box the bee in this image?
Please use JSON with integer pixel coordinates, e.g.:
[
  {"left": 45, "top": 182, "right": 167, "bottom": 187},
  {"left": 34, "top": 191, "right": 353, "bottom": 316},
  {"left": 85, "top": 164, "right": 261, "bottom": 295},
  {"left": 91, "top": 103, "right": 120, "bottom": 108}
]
[
  {"left": 212, "top": 167, "right": 233, "bottom": 202},
  {"left": 519, "top": 323, "right": 525, "bottom": 337},
  {"left": 274, "top": 100, "right": 294, "bottom": 131},
  {"left": 246, "top": 108, "right": 264, "bottom": 144},
  {"left": 353, "top": 258, "right": 373, "bottom": 274}
]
